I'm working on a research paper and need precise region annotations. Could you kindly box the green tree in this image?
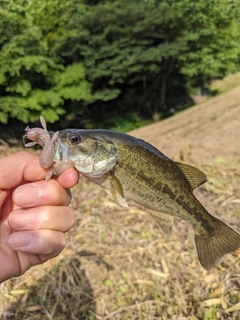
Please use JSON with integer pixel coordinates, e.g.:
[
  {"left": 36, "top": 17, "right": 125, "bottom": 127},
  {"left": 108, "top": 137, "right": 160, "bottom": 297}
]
[
  {"left": 60, "top": 1, "right": 187, "bottom": 118},
  {"left": 59, "top": 0, "right": 240, "bottom": 120},
  {"left": 0, "top": 0, "right": 91, "bottom": 124},
  {"left": 0, "top": 0, "right": 240, "bottom": 125},
  {"left": 175, "top": 0, "right": 240, "bottom": 90}
]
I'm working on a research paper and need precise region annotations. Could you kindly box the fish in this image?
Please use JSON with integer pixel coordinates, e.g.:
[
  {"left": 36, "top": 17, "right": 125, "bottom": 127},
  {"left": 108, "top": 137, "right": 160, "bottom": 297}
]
[
  {"left": 50, "top": 128, "right": 240, "bottom": 270},
  {"left": 23, "top": 118, "right": 240, "bottom": 270}
]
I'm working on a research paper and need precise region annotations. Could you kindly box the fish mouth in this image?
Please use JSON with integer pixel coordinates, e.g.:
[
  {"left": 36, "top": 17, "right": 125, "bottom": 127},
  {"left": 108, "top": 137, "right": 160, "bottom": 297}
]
[{"left": 53, "top": 138, "right": 69, "bottom": 162}]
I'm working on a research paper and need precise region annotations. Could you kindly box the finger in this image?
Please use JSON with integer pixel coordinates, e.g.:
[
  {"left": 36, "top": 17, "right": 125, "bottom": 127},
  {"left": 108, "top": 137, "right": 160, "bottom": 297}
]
[
  {"left": 0, "top": 152, "right": 46, "bottom": 189},
  {"left": 12, "top": 179, "right": 72, "bottom": 208},
  {"left": 8, "top": 229, "right": 66, "bottom": 257},
  {"left": 9, "top": 206, "right": 75, "bottom": 232},
  {"left": 57, "top": 168, "right": 79, "bottom": 189},
  {"left": 0, "top": 189, "right": 10, "bottom": 207}
]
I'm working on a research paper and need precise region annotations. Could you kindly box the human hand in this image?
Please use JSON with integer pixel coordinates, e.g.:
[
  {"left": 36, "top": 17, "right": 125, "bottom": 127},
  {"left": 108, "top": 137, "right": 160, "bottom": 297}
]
[{"left": 0, "top": 151, "right": 79, "bottom": 283}]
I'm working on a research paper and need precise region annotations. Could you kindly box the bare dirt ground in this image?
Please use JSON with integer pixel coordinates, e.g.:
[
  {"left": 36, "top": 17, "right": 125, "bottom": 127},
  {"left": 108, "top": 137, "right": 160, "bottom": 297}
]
[
  {"left": 130, "top": 86, "right": 240, "bottom": 165},
  {"left": 0, "top": 85, "right": 240, "bottom": 320}
]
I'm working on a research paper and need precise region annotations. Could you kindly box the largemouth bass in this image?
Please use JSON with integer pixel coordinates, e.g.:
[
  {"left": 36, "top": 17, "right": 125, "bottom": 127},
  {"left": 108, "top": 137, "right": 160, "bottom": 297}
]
[
  {"left": 50, "top": 128, "right": 240, "bottom": 270},
  {"left": 23, "top": 120, "right": 240, "bottom": 270}
]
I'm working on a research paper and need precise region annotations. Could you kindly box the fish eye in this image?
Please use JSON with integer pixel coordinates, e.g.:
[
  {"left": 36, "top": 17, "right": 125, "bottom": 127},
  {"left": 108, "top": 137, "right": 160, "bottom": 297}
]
[{"left": 69, "top": 134, "right": 81, "bottom": 144}]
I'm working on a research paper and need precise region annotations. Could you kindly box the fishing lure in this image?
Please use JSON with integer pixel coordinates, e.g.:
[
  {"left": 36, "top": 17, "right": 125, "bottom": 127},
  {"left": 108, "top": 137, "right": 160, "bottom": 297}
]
[
  {"left": 24, "top": 116, "right": 73, "bottom": 179},
  {"left": 24, "top": 116, "right": 59, "bottom": 179}
]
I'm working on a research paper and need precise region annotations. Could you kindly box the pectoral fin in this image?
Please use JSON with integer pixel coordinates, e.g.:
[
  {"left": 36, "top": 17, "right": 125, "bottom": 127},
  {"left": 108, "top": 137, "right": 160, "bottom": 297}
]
[
  {"left": 146, "top": 208, "right": 173, "bottom": 237},
  {"left": 105, "top": 172, "right": 128, "bottom": 207}
]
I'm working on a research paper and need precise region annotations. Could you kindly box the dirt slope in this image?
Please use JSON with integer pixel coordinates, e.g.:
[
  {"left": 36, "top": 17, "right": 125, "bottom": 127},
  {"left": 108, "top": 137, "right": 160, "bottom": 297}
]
[{"left": 129, "top": 87, "right": 240, "bottom": 164}]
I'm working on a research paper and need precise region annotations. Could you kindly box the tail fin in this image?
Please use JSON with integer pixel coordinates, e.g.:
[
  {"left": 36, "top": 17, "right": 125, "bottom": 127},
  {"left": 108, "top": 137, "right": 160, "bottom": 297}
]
[{"left": 195, "top": 219, "right": 240, "bottom": 270}]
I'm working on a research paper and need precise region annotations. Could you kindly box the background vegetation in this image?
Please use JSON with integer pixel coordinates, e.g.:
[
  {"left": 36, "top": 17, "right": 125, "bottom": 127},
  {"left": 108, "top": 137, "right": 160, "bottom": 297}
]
[{"left": 0, "top": 0, "right": 240, "bottom": 133}]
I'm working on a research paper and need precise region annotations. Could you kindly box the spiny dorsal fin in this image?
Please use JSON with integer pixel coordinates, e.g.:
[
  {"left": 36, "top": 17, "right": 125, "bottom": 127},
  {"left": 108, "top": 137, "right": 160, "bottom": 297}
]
[{"left": 175, "top": 162, "right": 207, "bottom": 190}]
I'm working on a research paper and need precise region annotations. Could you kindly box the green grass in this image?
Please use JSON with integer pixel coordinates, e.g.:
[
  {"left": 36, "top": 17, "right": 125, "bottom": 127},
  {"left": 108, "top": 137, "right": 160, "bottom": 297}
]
[{"left": 210, "top": 72, "right": 240, "bottom": 95}]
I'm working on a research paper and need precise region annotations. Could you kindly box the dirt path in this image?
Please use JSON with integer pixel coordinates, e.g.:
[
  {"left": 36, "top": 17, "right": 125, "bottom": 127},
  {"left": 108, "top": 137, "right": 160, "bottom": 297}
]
[{"left": 130, "top": 87, "right": 240, "bottom": 164}]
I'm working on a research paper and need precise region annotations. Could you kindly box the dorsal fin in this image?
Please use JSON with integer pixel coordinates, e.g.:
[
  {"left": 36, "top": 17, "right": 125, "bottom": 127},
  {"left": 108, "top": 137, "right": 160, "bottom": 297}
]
[{"left": 175, "top": 162, "right": 207, "bottom": 190}]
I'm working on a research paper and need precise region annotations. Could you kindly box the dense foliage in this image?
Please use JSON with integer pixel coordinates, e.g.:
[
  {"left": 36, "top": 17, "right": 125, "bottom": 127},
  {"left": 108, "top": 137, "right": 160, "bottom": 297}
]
[{"left": 0, "top": 0, "right": 240, "bottom": 127}]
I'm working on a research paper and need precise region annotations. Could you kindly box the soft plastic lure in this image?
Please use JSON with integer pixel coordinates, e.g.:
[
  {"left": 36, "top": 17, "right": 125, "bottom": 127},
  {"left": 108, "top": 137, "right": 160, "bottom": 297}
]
[{"left": 24, "top": 116, "right": 59, "bottom": 179}]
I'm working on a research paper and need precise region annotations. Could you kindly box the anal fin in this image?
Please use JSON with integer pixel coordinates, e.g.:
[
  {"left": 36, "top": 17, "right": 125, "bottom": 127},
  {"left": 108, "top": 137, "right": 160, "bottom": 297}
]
[{"left": 146, "top": 208, "right": 173, "bottom": 237}]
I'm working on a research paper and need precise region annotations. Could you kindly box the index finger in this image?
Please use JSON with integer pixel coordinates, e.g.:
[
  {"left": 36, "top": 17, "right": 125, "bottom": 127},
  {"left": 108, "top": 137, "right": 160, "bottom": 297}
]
[
  {"left": 0, "top": 151, "right": 46, "bottom": 189},
  {"left": 57, "top": 168, "right": 79, "bottom": 189}
]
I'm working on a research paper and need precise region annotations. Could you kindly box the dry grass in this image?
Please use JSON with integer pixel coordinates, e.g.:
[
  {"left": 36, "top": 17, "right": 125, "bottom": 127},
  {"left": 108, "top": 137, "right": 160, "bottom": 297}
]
[{"left": 1, "top": 151, "right": 240, "bottom": 319}]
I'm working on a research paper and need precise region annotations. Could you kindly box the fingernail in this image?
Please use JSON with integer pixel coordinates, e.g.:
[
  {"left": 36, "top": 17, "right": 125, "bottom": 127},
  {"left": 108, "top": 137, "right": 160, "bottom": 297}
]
[
  {"left": 9, "top": 211, "right": 32, "bottom": 229},
  {"left": 8, "top": 232, "right": 31, "bottom": 248},
  {"left": 14, "top": 186, "right": 39, "bottom": 206}
]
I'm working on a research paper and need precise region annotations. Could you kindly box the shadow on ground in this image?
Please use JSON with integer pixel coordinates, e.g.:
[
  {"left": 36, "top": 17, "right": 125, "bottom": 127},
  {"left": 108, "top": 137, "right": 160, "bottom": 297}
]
[{"left": 2, "top": 253, "right": 96, "bottom": 320}]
